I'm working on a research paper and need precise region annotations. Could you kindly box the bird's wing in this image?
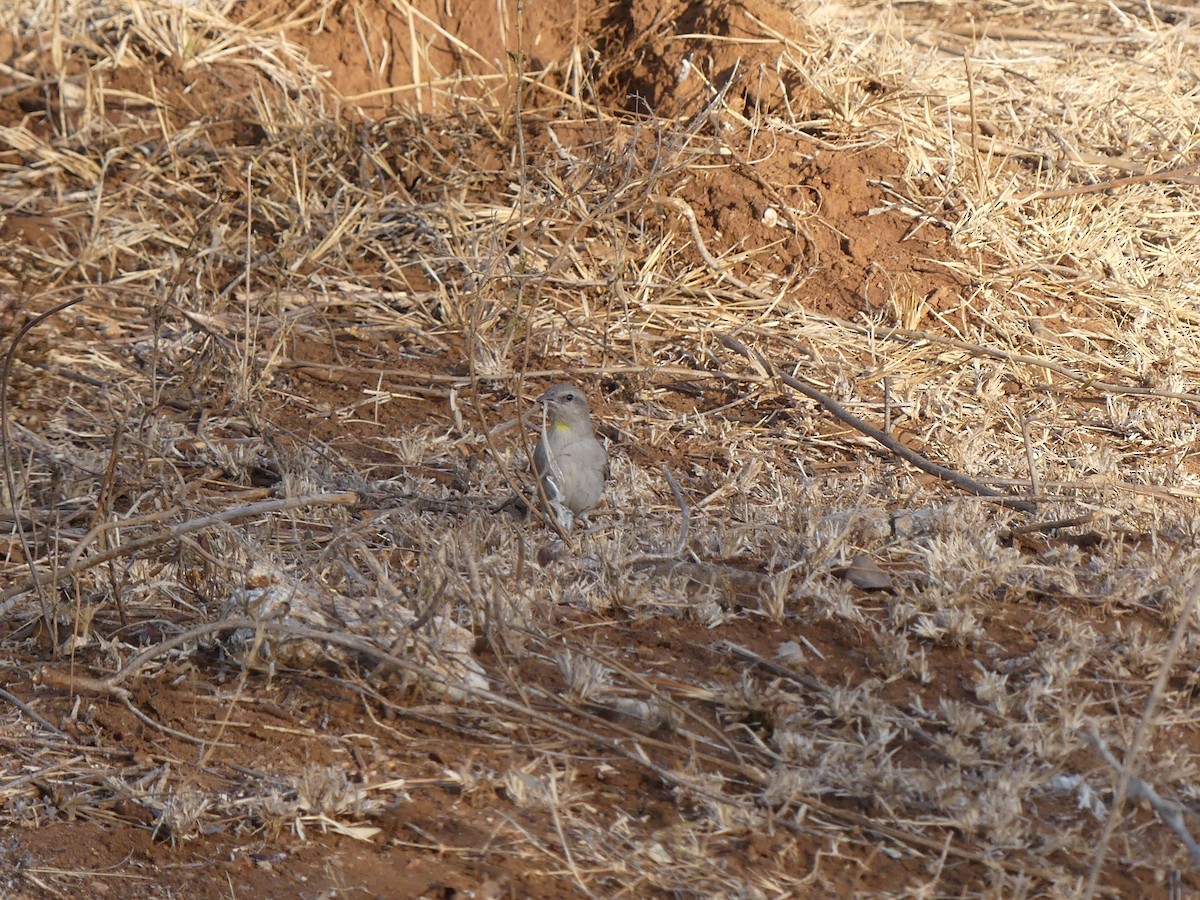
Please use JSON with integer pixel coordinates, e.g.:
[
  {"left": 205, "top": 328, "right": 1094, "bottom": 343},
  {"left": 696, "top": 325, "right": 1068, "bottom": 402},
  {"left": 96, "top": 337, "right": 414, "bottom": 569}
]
[{"left": 532, "top": 438, "right": 562, "bottom": 502}]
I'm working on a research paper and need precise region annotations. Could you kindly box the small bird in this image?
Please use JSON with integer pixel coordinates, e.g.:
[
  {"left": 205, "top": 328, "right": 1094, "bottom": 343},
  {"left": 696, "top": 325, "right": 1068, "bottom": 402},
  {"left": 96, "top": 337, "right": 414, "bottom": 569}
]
[{"left": 531, "top": 384, "right": 608, "bottom": 528}]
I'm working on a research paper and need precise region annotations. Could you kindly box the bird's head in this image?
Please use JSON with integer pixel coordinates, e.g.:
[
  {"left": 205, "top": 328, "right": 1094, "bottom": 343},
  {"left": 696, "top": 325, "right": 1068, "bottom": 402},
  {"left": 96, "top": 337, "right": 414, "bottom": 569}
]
[{"left": 536, "top": 384, "right": 591, "bottom": 431}]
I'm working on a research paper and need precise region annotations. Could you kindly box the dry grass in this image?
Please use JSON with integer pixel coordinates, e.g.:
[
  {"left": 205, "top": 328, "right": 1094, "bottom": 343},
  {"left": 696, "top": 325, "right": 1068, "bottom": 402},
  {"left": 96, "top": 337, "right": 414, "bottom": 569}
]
[{"left": 3, "top": 0, "right": 1200, "bottom": 895}]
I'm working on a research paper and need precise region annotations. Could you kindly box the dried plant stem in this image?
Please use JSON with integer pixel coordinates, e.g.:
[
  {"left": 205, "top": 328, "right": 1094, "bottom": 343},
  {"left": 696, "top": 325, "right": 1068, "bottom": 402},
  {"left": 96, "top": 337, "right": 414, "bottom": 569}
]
[
  {"left": 719, "top": 334, "right": 1036, "bottom": 512},
  {"left": 874, "top": 325, "right": 1200, "bottom": 405},
  {"left": 1085, "top": 731, "right": 1200, "bottom": 869},
  {"left": 0, "top": 685, "right": 69, "bottom": 737},
  {"left": 1083, "top": 579, "right": 1200, "bottom": 895},
  {"left": 618, "top": 466, "right": 691, "bottom": 567},
  {"left": 653, "top": 195, "right": 763, "bottom": 296},
  {"left": 51, "top": 616, "right": 764, "bottom": 813},
  {"left": 0, "top": 493, "right": 359, "bottom": 614},
  {"left": 720, "top": 641, "right": 952, "bottom": 764},
  {"left": 1018, "top": 405, "right": 1040, "bottom": 497},
  {"left": 1001, "top": 512, "right": 1094, "bottom": 539},
  {"left": 1013, "top": 160, "right": 1200, "bottom": 203},
  {"left": 2, "top": 290, "right": 90, "bottom": 648}
]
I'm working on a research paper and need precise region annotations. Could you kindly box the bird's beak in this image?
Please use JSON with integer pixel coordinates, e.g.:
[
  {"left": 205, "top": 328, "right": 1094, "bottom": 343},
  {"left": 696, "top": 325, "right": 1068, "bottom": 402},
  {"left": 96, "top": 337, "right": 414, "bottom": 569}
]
[{"left": 519, "top": 392, "right": 552, "bottom": 423}]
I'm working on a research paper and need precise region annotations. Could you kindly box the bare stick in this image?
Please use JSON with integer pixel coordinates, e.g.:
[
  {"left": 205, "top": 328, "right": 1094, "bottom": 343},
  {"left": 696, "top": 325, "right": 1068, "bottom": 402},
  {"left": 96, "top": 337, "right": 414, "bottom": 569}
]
[
  {"left": 619, "top": 466, "right": 691, "bottom": 567},
  {"left": 662, "top": 466, "right": 690, "bottom": 557},
  {"left": 1013, "top": 160, "right": 1200, "bottom": 203},
  {"left": 1001, "top": 512, "right": 1094, "bottom": 539},
  {"left": 720, "top": 641, "right": 953, "bottom": 764},
  {"left": 652, "top": 195, "right": 764, "bottom": 297},
  {"left": 0, "top": 492, "right": 359, "bottom": 613},
  {"left": 1084, "top": 730, "right": 1200, "bottom": 868},
  {"left": 1019, "top": 405, "right": 1040, "bottom": 498},
  {"left": 1084, "top": 579, "right": 1200, "bottom": 895},
  {"left": 719, "top": 334, "right": 1036, "bottom": 513},
  {"left": 41, "top": 616, "right": 1067, "bottom": 881},
  {"left": 872, "top": 325, "right": 1200, "bottom": 406},
  {"left": 0, "top": 686, "right": 70, "bottom": 738},
  {"left": 2, "top": 290, "right": 90, "bottom": 648}
]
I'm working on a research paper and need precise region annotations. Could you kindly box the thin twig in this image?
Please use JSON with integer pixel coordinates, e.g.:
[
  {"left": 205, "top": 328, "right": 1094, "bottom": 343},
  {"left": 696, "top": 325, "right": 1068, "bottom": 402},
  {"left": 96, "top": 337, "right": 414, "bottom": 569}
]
[
  {"left": 2, "top": 290, "right": 90, "bottom": 648},
  {"left": 662, "top": 466, "right": 689, "bottom": 557},
  {"left": 618, "top": 466, "right": 692, "bottom": 567},
  {"left": 652, "top": 195, "right": 766, "bottom": 297},
  {"left": 1085, "top": 730, "right": 1200, "bottom": 869},
  {"left": 867, "top": 325, "right": 1200, "bottom": 406},
  {"left": 1012, "top": 161, "right": 1200, "bottom": 203},
  {"left": 0, "top": 493, "right": 359, "bottom": 614},
  {"left": 1001, "top": 512, "right": 1094, "bottom": 539},
  {"left": 1018, "top": 405, "right": 1040, "bottom": 498},
  {"left": 0, "top": 686, "right": 70, "bottom": 738},
  {"left": 1084, "top": 579, "right": 1200, "bottom": 895},
  {"left": 719, "top": 333, "right": 1036, "bottom": 512}
]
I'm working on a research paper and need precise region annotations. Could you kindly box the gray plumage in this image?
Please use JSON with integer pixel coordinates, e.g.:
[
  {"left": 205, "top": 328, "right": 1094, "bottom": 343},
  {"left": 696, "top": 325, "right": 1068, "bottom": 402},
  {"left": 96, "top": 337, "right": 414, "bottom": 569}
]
[{"left": 532, "top": 384, "right": 607, "bottom": 523}]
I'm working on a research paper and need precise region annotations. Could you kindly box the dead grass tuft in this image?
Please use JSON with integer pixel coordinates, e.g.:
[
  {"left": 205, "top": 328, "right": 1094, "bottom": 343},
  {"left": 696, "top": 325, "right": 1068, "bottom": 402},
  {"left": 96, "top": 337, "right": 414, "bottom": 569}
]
[{"left": 3, "top": 0, "right": 1200, "bottom": 895}]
